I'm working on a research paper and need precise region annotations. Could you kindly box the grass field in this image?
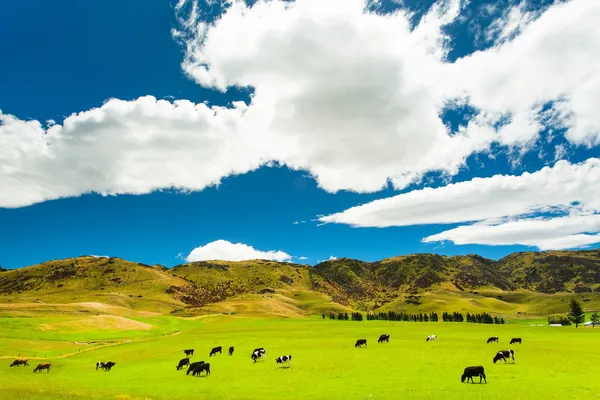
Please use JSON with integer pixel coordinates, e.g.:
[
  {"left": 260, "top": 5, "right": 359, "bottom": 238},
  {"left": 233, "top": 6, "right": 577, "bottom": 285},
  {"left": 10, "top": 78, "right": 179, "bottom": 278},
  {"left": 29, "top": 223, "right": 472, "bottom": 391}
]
[{"left": 1, "top": 314, "right": 599, "bottom": 400}]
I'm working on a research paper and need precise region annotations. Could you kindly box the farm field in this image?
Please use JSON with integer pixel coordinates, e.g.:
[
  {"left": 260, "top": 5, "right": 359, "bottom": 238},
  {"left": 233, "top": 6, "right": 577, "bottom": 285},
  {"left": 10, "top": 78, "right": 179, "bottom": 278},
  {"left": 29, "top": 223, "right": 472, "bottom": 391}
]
[{"left": 1, "top": 315, "right": 599, "bottom": 400}]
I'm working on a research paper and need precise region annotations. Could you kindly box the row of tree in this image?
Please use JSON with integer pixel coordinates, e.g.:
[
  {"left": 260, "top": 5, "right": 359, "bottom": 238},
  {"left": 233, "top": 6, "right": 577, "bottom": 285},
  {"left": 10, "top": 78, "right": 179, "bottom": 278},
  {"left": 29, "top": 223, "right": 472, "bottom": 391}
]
[{"left": 323, "top": 311, "right": 504, "bottom": 324}]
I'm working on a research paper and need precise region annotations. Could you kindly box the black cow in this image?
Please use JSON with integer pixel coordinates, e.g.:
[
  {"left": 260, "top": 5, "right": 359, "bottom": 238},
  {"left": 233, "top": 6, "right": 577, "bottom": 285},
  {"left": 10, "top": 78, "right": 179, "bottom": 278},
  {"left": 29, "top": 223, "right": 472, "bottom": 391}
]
[
  {"left": 510, "top": 338, "right": 522, "bottom": 344},
  {"left": 33, "top": 363, "right": 51, "bottom": 373},
  {"left": 355, "top": 339, "right": 367, "bottom": 347},
  {"left": 275, "top": 355, "right": 292, "bottom": 367},
  {"left": 176, "top": 357, "right": 190, "bottom": 370},
  {"left": 229, "top": 346, "right": 234, "bottom": 356},
  {"left": 493, "top": 350, "right": 515, "bottom": 363},
  {"left": 184, "top": 349, "right": 194, "bottom": 357},
  {"left": 10, "top": 359, "right": 29, "bottom": 367},
  {"left": 461, "top": 366, "right": 487, "bottom": 383},
  {"left": 186, "top": 361, "right": 205, "bottom": 376},
  {"left": 251, "top": 348, "right": 266, "bottom": 363},
  {"left": 378, "top": 334, "right": 390, "bottom": 343},
  {"left": 209, "top": 346, "right": 222, "bottom": 357},
  {"left": 487, "top": 336, "right": 499, "bottom": 343},
  {"left": 192, "top": 362, "right": 210, "bottom": 376},
  {"left": 101, "top": 361, "right": 116, "bottom": 371}
]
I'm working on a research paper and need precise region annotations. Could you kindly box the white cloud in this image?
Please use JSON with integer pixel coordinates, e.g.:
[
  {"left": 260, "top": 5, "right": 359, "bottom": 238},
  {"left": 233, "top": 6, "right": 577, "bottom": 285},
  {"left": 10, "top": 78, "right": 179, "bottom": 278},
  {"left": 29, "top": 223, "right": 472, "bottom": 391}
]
[
  {"left": 329, "top": 256, "right": 338, "bottom": 260},
  {"left": 1, "top": 0, "right": 600, "bottom": 208},
  {"left": 320, "top": 158, "right": 600, "bottom": 227},
  {"left": 320, "top": 158, "right": 600, "bottom": 250},
  {"left": 185, "top": 239, "right": 293, "bottom": 262},
  {"left": 424, "top": 214, "right": 600, "bottom": 250},
  {"left": 298, "top": 256, "right": 308, "bottom": 260}
]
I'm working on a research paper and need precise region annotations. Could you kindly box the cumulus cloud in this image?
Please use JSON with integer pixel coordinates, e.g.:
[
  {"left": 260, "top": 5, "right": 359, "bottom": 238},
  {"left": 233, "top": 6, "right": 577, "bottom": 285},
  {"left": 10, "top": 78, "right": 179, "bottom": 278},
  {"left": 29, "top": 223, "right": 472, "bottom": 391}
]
[
  {"left": 185, "top": 239, "right": 293, "bottom": 262},
  {"left": 320, "top": 158, "right": 600, "bottom": 250},
  {"left": 1, "top": 0, "right": 599, "bottom": 208}
]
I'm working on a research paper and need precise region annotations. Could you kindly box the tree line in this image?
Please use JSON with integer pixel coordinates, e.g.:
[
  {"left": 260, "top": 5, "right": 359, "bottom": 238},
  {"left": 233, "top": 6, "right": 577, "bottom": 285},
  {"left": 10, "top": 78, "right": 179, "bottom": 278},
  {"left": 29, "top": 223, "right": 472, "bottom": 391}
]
[{"left": 322, "top": 311, "right": 504, "bottom": 324}]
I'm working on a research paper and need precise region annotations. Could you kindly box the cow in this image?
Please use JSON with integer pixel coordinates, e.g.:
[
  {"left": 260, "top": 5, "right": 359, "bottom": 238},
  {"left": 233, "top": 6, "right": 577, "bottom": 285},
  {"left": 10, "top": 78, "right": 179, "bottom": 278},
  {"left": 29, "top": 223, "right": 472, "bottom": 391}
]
[
  {"left": 493, "top": 350, "right": 515, "bottom": 363},
  {"left": 426, "top": 335, "right": 437, "bottom": 342},
  {"left": 184, "top": 349, "right": 194, "bottom": 357},
  {"left": 355, "top": 339, "right": 367, "bottom": 347},
  {"left": 461, "top": 366, "right": 487, "bottom": 383},
  {"left": 10, "top": 359, "right": 29, "bottom": 367},
  {"left": 192, "top": 362, "right": 210, "bottom": 377},
  {"left": 101, "top": 361, "right": 116, "bottom": 371},
  {"left": 487, "top": 336, "right": 499, "bottom": 343},
  {"left": 378, "top": 334, "right": 390, "bottom": 343},
  {"left": 176, "top": 357, "right": 190, "bottom": 370},
  {"left": 275, "top": 355, "right": 292, "bottom": 367},
  {"left": 251, "top": 348, "right": 266, "bottom": 363},
  {"left": 229, "top": 346, "right": 234, "bottom": 356},
  {"left": 209, "top": 346, "right": 222, "bottom": 357},
  {"left": 33, "top": 363, "right": 51, "bottom": 373},
  {"left": 510, "top": 338, "right": 522, "bottom": 344},
  {"left": 96, "top": 361, "right": 104, "bottom": 370},
  {"left": 186, "top": 361, "right": 205, "bottom": 376}
]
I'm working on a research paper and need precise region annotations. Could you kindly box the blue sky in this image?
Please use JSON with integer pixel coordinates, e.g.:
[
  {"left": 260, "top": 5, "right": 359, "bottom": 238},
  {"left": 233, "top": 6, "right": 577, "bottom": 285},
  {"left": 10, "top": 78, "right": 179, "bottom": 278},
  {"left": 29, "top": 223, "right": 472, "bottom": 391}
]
[{"left": 1, "top": 0, "right": 599, "bottom": 269}]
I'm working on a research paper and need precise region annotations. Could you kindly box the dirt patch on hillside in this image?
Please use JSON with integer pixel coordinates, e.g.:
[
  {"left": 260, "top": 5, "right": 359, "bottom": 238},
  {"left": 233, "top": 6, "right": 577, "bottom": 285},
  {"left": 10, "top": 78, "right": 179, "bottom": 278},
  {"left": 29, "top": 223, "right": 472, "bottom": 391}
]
[{"left": 38, "top": 315, "right": 153, "bottom": 332}]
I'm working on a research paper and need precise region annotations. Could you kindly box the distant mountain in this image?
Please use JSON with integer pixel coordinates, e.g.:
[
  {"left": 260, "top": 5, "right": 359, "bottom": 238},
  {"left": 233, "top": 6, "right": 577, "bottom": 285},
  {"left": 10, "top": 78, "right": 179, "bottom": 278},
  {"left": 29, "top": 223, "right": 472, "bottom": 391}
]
[{"left": 1, "top": 250, "right": 599, "bottom": 316}]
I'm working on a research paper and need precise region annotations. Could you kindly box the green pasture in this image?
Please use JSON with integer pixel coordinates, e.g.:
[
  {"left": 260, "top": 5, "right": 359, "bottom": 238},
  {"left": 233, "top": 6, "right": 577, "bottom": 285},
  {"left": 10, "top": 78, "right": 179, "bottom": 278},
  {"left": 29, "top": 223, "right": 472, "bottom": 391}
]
[{"left": 1, "top": 315, "right": 599, "bottom": 400}]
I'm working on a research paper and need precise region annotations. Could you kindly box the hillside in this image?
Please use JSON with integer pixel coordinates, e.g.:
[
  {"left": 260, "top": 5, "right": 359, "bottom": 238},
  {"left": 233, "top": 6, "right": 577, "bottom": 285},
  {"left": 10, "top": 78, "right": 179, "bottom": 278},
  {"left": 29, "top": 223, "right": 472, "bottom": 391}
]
[{"left": 1, "top": 250, "right": 599, "bottom": 317}]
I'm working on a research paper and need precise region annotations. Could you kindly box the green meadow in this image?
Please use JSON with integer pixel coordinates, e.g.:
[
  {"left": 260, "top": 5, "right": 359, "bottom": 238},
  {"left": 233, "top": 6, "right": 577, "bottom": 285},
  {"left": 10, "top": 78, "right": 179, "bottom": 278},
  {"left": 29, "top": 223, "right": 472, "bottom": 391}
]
[{"left": 1, "top": 315, "right": 599, "bottom": 400}]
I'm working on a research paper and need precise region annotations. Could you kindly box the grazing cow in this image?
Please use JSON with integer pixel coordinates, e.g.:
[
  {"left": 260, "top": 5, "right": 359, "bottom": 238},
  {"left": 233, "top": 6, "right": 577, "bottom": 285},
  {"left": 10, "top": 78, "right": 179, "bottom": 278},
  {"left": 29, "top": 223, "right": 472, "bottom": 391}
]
[
  {"left": 229, "top": 346, "right": 234, "bottom": 356},
  {"left": 510, "top": 338, "right": 522, "bottom": 344},
  {"left": 461, "top": 366, "right": 487, "bottom": 383},
  {"left": 378, "top": 334, "right": 390, "bottom": 343},
  {"left": 192, "top": 362, "right": 210, "bottom": 377},
  {"left": 209, "top": 346, "right": 222, "bottom": 357},
  {"left": 275, "top": 355, "right": 292, "bottom": 367},
  {"left": 251, "top": 348, "right": 266, "bottom": 362},
  {"left": 176, "top": 357, "right": 190, "bottom": 370},
  {"left": 487, "top": 336, "right": 499, "bottom": 343},
  {"left": 493, "top": 350, "right": 515, "bottom": 363},
  {"left": 184, "top": 349, "right": 194, "bottom": 357},
  {"left": 426, "top": 335, "right": 438, "bottom": 342},
  {"left": 186, "top": 361, "right": 205, "bottom": 376},
  {"left": 101, "top": 361, "right": 116, "bottom": 371},
  {"left": 96, "top": 361, "right": 104, "bottom": 370},
  {"left": 10, "top": 359, "right": 29, "bottom": 367},
  {"left": 355, "top": 339, "right": 367, "bottom": 347},
  {"left": 33, "top": 363, "right": 51, "bottom": 373}
]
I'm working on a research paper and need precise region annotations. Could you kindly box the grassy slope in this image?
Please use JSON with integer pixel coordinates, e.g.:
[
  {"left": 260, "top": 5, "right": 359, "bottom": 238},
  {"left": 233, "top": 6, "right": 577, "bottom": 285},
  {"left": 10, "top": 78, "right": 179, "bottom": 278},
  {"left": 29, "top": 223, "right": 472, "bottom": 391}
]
[
  {"left": 0, "top": 257, "right": 187, "bottom": 314},
  {"left": 1, "top": 315, "right": 599, "bottom": 400}
]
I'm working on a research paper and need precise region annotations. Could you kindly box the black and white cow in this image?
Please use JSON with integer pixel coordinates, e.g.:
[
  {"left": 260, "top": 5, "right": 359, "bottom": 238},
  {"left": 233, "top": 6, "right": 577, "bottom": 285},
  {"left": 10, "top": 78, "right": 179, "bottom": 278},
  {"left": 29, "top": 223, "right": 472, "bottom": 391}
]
[
  {"left": 184, "top": 349, "right": 194, "bottom": 357},
  {"left": 100, "top": 361, "right": 116, "bottom": 371},
  {"left": 96, "top": 361, "right": 104, "bottom": 370},
  {"left": 426, "top": 335, "right": 437, "bottom": 342},
  {"left": 229, "top": 346, "right": 234, "bottom": 356},
  {"left": 461, "top": 366, "right": 487, "bottom": 383},
  {"left": 355, "top": 339, "right": 367, "bottom": 347},
  {"left": 176, "top": 357, "right": 190, "bottom": 370},
  {"left": 378, "top": 334, "right": 390, "bottom": 343},
  {"left": 186, "top": 361, "right": 205, "bottom": 376},
  {"left": 275, "top": 355, "right": 292, "bottom": 367},
  {"left": 510, "top": 338, "right": 522, "bottom": 344},
  {"left": 209, "top": 346, "right": 222, "bottom": 357},
  {"left": 493, "top": 350, "right": 515, "bottom": 363},
  {"left": 251, "top": 348, "right": 266, "bottom": 362},
  {"left": 487, "top": 336, "right": 499, "bottom": 343}
]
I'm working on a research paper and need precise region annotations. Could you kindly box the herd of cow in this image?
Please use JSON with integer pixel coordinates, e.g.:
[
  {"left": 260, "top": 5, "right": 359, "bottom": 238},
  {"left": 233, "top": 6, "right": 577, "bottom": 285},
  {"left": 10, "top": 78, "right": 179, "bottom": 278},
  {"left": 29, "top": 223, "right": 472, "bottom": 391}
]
[
  {"left": 8, "top": 333, "right": 523, "bottom": 384},
  {"left": 354, "top": 334, "right": 522, "bottom": 384}
]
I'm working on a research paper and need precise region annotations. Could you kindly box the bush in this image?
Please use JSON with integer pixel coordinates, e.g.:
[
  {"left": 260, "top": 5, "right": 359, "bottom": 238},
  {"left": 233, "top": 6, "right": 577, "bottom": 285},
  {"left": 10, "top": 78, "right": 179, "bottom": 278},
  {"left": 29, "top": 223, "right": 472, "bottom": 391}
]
[{"left": 548, "top": 314, "right": 572, "bottom": 326}]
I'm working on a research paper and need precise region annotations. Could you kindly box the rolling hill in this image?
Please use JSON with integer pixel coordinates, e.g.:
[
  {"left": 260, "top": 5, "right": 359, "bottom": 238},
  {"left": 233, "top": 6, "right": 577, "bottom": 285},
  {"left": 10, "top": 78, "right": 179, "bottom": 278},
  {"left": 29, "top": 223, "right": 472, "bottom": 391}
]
[{"left": 1, "top": 250, "right": 599, "bottom": 317}]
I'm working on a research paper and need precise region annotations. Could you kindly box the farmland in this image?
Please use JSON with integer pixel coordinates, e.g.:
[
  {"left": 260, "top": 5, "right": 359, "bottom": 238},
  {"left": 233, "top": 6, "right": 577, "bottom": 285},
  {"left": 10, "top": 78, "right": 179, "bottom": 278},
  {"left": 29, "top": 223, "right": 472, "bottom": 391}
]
[{"left": 1, "top": 314, "right": 599, "bottom": 400}]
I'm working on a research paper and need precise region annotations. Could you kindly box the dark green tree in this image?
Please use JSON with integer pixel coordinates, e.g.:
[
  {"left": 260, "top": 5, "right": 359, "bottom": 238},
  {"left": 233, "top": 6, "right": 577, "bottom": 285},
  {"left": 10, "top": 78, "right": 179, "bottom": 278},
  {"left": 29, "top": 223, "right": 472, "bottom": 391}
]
[
  {"left": 590, "top": 311, "right": 599, "bottom": 328},
  {"left": 567, "top": 299, "right": 585, "bottom": 328}
]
